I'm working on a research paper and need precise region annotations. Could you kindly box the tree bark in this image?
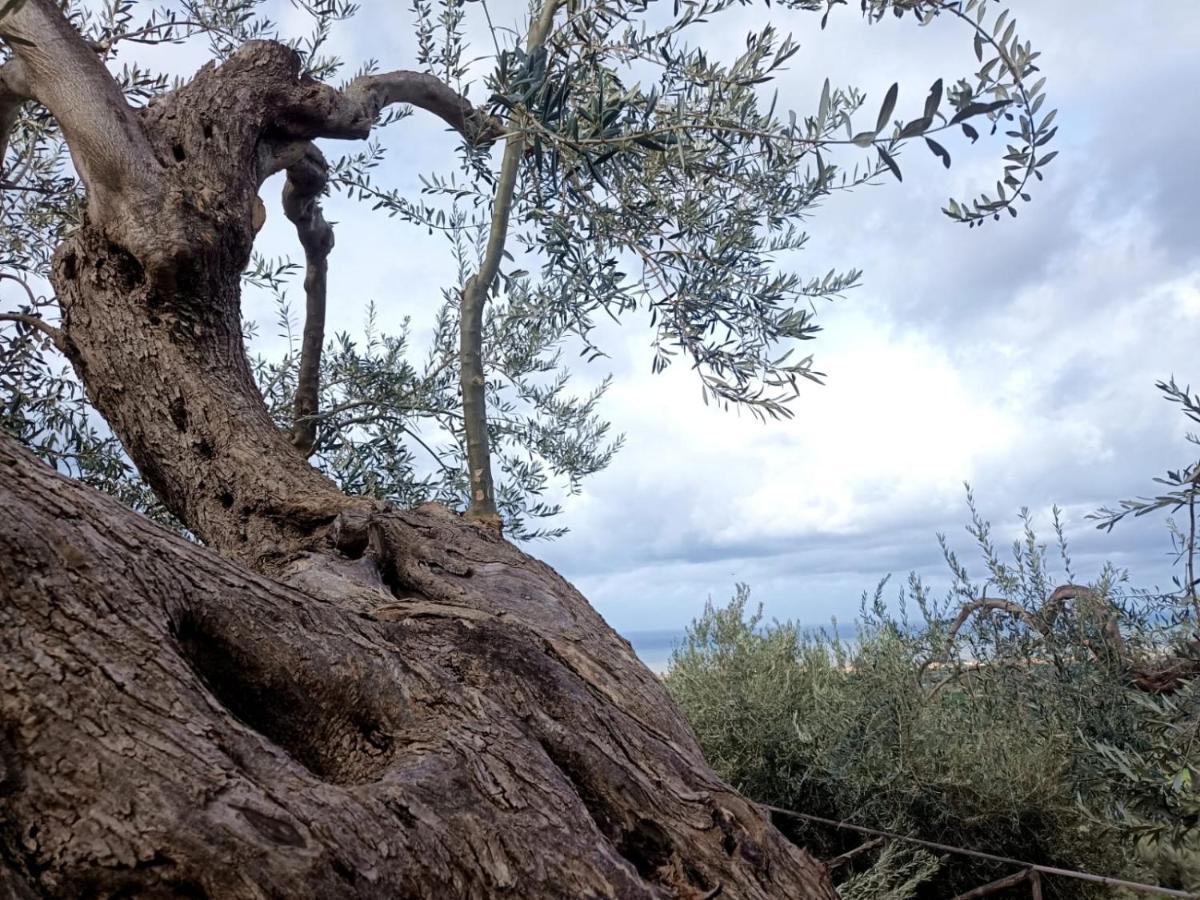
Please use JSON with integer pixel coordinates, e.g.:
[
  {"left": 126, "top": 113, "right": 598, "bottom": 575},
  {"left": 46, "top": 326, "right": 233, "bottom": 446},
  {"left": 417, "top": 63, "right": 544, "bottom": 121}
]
[
  {"left": 0, "top": 436, "right": 836, "bottom": 898},
  {"left": 0, "top": 8, "right": 837, "bottom": 897}
]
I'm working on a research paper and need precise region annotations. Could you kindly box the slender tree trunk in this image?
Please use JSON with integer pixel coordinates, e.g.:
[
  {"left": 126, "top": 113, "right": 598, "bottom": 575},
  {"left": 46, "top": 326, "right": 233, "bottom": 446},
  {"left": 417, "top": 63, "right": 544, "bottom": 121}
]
[
  {"left": 0, "top": 12, "right": 838, "bottom": 897},
  {"left": 458, "top": 0, "right": 560, "bottom": 529}
]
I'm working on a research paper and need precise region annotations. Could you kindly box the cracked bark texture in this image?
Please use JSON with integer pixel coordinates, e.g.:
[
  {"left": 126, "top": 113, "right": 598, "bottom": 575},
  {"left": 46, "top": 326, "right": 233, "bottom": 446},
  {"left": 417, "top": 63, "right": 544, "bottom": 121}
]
[
  {"left": 0, "top": 6, "right": 837, "bottom": 897},
  {"left": 0, "top": 440, "right": 836, "bottom": 898}
]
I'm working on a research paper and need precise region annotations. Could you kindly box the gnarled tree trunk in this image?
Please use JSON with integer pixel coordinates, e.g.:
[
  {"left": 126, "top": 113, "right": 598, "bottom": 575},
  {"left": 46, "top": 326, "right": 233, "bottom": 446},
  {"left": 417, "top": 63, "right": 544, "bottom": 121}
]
[
  {"left": 0, "top": 5, "right": 837, "bottom": 897},
  {"left": 0, "top": 437, "right": 834, "bottom": 898}
]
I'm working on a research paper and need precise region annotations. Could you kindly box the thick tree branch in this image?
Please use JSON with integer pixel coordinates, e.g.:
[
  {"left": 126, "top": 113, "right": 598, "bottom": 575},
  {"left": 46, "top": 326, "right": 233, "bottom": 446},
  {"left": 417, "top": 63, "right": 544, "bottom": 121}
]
[
  {"left": 343, "top": 71, "right": 504, "bottom": 146},
  {"left": 258, "top": 56, "right": 503, "bottom": 148},
  {"left": 0, "top": 311, "right": 63, "bottom": 350},
  {"left": 0, "top": 56, "right": 30, "bottom": 171},
  {"left": 281, "top": 143, "right": 333, "bottom": 457},
  {"left": 0, "top": 0, "right": 159, "bottom": 210}
]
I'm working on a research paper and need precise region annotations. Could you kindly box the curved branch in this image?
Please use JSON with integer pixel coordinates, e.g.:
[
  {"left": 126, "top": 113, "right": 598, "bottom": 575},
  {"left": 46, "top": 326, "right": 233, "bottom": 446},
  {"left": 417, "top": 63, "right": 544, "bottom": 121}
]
[
  {"left": 944, "top": 597, "right": 1048, "bottom": 642},
  {"left": 273, "top": 65, "right": 503, "bottom": 147},
  {"left": 924, "top": 583, "right": 1199, "bottom": 695},
  {"left": 280, "top": 143, "right": 333, "bottom": 457},
  {"left": 919, "top": 595, "right": 1050, "bottom": 695},
  {"left": 0, "top": 56, "right": 30, "bottom": 171},
  {"left": 344, "top": 71, "right": 504, "bottom": 146}
]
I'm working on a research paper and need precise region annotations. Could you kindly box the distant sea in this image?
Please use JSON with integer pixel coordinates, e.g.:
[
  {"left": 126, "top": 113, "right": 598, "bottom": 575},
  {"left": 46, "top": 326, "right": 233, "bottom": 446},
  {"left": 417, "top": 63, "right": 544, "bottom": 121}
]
[{"left": 621, "top": 623, "right": 859, "bottom": 675}]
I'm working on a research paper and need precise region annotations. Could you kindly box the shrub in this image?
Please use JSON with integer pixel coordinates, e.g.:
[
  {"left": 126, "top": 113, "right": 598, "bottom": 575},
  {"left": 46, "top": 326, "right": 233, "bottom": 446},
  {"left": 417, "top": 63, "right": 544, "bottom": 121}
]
[{"left": 666, "top": 501, "right": 1198, "bottom": 897}]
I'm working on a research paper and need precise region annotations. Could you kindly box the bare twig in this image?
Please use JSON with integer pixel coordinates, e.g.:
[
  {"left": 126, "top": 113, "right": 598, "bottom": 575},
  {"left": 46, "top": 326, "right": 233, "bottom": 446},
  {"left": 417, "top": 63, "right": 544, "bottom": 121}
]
[
  {"left": 88, "top": 19, "right": 214, "bottom": 53},
  {"left": 280, "top": 143, "right": 333, "bottom": 457},
  {"left": 401, "top": 425, "right": 456, "bottom": 475},
  {"left": 0, "top": 271, "right": 36, "bottom": 305},
  {"left": 948, "top": 869, "right": 1031, "bottom": 900},
  {"left": 825, "top": 837, "right": 885, "bottom": 871}
]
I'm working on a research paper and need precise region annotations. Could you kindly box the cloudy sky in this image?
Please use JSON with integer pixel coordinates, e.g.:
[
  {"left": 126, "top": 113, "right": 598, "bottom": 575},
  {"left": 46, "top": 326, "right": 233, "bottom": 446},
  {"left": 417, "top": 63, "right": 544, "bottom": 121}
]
[{"left": 64, "top": 2, "right": 1200, "bottom": 633}]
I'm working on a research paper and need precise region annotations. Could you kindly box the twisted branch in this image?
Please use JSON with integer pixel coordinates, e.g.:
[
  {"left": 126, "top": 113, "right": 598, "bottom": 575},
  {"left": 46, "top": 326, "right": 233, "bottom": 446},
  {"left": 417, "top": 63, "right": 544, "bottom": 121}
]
[
  {"left": 280, "top": 143, "right": 333, "bottom": 457},
  {"left": 272, "top": 64, "right": 504, "bottom": 147},
  {"left": 924, "top": 583, "right": 1199, "bottom": 695},
  {"left": 343, "top": 71, "right": 504, "bottom": 146}
]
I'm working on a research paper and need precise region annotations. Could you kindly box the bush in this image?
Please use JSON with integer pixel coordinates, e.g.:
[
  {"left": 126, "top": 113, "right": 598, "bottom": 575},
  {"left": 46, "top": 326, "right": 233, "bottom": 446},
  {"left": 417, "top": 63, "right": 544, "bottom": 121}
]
[{"left": 666, "top": 500, "right": 1198, "bottom": 897}]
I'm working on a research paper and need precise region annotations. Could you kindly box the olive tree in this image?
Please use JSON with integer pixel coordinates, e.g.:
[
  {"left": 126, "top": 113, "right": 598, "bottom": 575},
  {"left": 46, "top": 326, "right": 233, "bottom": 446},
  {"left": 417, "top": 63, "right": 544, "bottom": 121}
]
[{"left": 0, "top": 0, "right": 1054, "bottom": 895}]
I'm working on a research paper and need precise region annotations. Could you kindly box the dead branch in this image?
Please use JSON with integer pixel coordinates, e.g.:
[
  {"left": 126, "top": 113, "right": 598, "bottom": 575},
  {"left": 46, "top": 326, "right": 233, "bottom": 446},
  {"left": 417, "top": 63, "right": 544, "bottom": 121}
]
[
  {"left": 825, "top": 837, "right": 886, "bottom": 871},
  {"left": 1127, "top": 645, "right": 1200, "bottom": 694},
  {"left": 948, "top": 868, "right": 1032, "bottom": 900}
]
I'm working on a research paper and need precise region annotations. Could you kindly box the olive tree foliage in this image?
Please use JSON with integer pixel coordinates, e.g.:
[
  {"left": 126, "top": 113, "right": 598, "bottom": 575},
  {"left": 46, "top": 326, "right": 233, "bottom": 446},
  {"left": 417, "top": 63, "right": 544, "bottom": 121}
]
[
  {"left": 1084, "top": 378, "right": 1200, "bottom": 883},
  {"left": 0, "top": 0, "right": 1055, "bottom": 535}
]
